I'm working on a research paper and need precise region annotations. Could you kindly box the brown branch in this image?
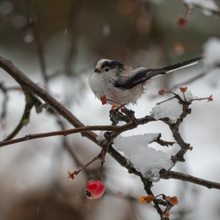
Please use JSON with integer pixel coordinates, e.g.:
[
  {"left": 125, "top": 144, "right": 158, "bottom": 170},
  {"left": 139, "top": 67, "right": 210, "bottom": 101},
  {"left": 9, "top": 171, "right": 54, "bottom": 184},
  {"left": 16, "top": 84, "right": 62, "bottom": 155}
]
[
  {"left": 140, "top": 176, "right": 165, "bottom": 218},
  {"left": 64, "top": 0, "right": 85, "bottom": 75},
  {"left": 0, "top": 82, "right": 9, "bottom": 122},
  {"left": 160, "top": 170, "right": 220, "bottom": 190},
  {"left": 108, "top": 141, "right": 220, "bottom": 192},
  {"left": 0, "top": 56, "right": 159, "bottom": 218},
  {"left": 0, "top": 125, "right": 117, "bottom": 147},
  {"left": 150, "top": 72, "right": 208, "bottom": 99},
  {"left": 26, "top": 0, "right": 48, "bottom": 87},
  {"left": 0, "top": 113, "right": 157, "bottom": 148},
  {"left": 154, "top": 134, "right": 175, "bottom": 147},
  {"left": 1, "top": 56, "right": 220, "bottom": 219},
  {"left": 159, "top": 93, "right": 192, "bottom": 164},
  {"left": 168, "top": 62, "right": 220, "bottom": 91},
  {"left": 0, "top": 56, "right": 98, "bottom": 144},
  {"left": 168, "top": 72, "right": 207, "bottom": 91},
  {"left": 3, "top": 90, "right": 43, "bottom": 141},
  {"left": 194, "top": 4, "right": 220, "bottom": 17},
  {"left": 181, "top": 0, "right": 220, "bottom": 17},
  {"left": 4, "top": 99, "right": 32, "bottom": 141}
]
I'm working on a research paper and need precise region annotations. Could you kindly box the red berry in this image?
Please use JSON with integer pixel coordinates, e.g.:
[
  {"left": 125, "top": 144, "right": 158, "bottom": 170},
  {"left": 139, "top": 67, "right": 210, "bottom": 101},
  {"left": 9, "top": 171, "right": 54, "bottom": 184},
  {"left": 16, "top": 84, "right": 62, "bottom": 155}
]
[
  {"left": 177, "top": 16, "right": 187, "bottom": 27},
  {"left": 100, "top": 96, "right": 107, "bottom": 105},
  {"left": 85, "top": 180, "right": 105, "bottom": 199}
]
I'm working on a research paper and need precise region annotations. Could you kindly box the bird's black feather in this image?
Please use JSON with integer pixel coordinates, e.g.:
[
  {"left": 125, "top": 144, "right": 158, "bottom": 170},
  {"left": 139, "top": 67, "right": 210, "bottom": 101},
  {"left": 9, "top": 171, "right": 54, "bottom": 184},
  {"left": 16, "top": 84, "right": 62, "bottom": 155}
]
[
  {"left": 114, "top": 69, "right": 153, "bottom": 90},
  {"left": 114, "top": 56, "right": 202, "bottom": 90},
  {"left": 102, "top": 60, "right": 124, "bottom": 70}
]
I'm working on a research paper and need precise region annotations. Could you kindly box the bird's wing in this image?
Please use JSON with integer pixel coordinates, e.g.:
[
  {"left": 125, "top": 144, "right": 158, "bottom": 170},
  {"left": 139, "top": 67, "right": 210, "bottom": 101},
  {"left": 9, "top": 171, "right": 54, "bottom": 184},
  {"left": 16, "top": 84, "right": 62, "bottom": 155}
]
[{"left": 114, "top": 67, "right": 154, "bottom": 90}]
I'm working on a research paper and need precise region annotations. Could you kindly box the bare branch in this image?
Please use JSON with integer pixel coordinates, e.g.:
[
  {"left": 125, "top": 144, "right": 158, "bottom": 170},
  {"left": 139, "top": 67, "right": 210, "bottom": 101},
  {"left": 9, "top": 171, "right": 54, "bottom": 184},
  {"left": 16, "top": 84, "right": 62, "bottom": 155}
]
[
  {"left": 0, "top": 56, "right": 98, "bottom": 144},
  {"left": 4, "top": 99, "right": 32, "bottom": 141},
  {"left": 192, "top": 4, "right": 220, "bottom": 17},
  {"left": 0, "top": 125, "right": 117, "bottom": 147},
  {"left": 0, "top": 82, "right": 9, "bottom": 122},
  {"left": 64, "top": 0, "right": 85, "bottom": 75},
  {"left": 168, "top": 72, "right": 208, "bottom": 91},
  {"left": 1, "top": 55, "right": 219, "bottom": 219},
  {"left": 26, "top": 0, "right": 48, "bottom": 87},
  {"left": 160, "top": 170, "right": 220, "bottom": 190}
]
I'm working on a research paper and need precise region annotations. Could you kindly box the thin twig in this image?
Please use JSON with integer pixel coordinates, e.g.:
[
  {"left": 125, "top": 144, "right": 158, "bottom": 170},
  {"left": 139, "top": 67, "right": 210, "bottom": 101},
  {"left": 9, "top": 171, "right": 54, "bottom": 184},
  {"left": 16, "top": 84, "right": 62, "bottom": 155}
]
[
  {"left": 0, "top": 125, "right": 117, "bottom": 147},
  {"left": 194, "top": 4, "right": 220, "bottom": 17},
  {"left": 4, "top": 100, "right": 32, "bottom": 141},
  {"left": 26, "top": 0, "right": 48, "bottom": 87},
  {"left": 168, "top": 72, "right": 207, "bottom": 91},
  {"left": 64, "top": 0, "right": 84, "bottom": 75},
  {"left": 0, "top": 56, "right": 98, "bottom": 144},
  {"left": 160, "top": 170, "right": 220, "bottom": 190},
  {"left": 1, "top": 56, "right": 220, "bottom": 219},
  {"left": 0, "top": 82, "right": 9, "bottom": 122}
]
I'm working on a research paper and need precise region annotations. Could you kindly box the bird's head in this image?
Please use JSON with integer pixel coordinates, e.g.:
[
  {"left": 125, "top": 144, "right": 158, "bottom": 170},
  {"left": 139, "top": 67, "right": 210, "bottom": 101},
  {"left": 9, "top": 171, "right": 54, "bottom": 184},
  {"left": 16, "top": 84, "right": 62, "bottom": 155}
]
[{"left": 94, "top": 59, "right": 124, "bottom": 75}]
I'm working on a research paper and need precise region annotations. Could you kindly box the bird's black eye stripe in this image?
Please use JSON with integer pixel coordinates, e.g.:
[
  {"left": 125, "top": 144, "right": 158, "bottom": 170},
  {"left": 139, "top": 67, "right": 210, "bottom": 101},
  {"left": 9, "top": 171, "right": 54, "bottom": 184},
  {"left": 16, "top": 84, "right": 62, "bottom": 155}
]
[{"left": 102, "top": 61, "right": 124, "bottom": 70}]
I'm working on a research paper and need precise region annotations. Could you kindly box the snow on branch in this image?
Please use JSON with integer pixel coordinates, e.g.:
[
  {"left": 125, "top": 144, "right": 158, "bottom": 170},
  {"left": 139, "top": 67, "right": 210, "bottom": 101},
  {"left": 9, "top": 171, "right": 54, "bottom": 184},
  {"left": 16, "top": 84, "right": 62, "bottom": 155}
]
[
  {"left": 114, "top": 134, "right": 172, "bottom": 182},
  {"left": 176, "top": 0, "right": 220, "bottom": 27},
  {"left": 184, "top": 0, "right": 219, "bottom": 13},
  {"left": 0, "top": 56, "right": 219, "bottom": 220},
  {"left": 203, "top": 37, "right": 220, "bottom": 68}
]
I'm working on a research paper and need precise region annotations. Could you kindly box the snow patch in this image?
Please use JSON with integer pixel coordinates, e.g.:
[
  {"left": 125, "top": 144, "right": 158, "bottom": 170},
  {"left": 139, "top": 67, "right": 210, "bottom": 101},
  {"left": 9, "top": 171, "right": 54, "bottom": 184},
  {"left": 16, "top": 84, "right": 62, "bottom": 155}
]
[
  {"left": 203, "top": 38, "right": 220, "bottom": 68},
  {"left": 150, "top": 90, "right": 196, "bottom": 123},
  {"left": 184, "top": 0, "right": 219, "bottom": 12},
  {"left": 151, "top": 98, "right": 182, "bottom": 123},
  {"left": 114, "top": 134, "right": 173, "bottom": 181},
  {"left": 96, "top": 131, "right": 106, "bottom": 142},
  {"left": 178, "top": 90, "right": 195, "bottom": 101}
]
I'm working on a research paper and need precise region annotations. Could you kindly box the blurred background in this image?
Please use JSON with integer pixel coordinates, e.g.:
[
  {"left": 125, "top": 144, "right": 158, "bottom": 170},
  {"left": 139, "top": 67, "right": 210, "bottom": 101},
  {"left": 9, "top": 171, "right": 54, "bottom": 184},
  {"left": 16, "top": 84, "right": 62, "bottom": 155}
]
[{"left": 0, "top": 0, "right": 220, "bottom": 219}]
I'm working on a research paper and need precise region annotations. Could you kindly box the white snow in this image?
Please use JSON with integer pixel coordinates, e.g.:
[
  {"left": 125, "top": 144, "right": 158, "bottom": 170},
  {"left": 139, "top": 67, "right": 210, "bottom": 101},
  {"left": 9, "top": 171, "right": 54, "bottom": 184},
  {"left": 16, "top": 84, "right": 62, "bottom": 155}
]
[
  {"left": 203, "top": 38, "right": 220, "bottom": 68},
  {"left": 113, "top": 134, "right": 173, "bottom": 182},
  {"left": 184, "top": 0, "right": 219, "bottom": 11},
  {"left": 150, "top": 90, "right": 196, "bottom": 123},
  {"left": 150, "top": 98, "right": 182, "bottom": 123},
  {"left": 96, "top": 131, "right": 106, "bottom": 142},
  {"left": 178, "top": 90, "right": 196, "bottom": 101}
]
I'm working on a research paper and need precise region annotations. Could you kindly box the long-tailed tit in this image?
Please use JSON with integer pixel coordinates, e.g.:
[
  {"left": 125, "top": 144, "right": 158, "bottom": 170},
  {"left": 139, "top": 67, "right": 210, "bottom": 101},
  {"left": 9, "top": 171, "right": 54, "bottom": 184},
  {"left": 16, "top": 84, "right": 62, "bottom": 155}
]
[{"left": 89, "top": 57, "right": 202, "bottom": 107}]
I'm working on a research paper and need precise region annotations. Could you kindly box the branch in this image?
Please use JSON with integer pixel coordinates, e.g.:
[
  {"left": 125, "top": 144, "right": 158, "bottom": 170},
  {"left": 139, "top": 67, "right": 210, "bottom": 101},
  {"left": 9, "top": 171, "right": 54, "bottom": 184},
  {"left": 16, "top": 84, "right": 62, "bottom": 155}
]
[
  {"left": 192, "top": 4, "right": 220, "bottom": 17},
  {"left": 1, "top": 56, "right": 219, "bottom": 219},
  {"left": 181, "top": 0, "right": 220, "bottom": 18},
  {"left": 160, "top": 170, "right": 220, "bottom": 190},
  {"left": 0, "top": 56, "right": 98, "bottom": 144},
  {"left": 0, "top": 125, "right": 117, "bottom": 147},
  {"left": 168, "top": 62, "right": 220, "bottom": 92},
  {"left": 0, "top": 82, "right": 9, "bottom": 122},
  {"left": 0, "top": 56, "right": 161, "bottom": 218},
  {"left": 0, "top": 112, "right": 158, "bottom": 147},
  {"left": 168, "top": 72, "right": 208, "bottom": 91},
  {"left": 3, "top": 99, "right": 32, "bottom": 141},
  {"left": 160, "top": 93, "right": 192, "bottom": 164},
  {"left": 64, "top": 0, "right": 85, "bottom": 75},
  {"left": 26, "top": 0, "right": 48, "bottom": 87}
]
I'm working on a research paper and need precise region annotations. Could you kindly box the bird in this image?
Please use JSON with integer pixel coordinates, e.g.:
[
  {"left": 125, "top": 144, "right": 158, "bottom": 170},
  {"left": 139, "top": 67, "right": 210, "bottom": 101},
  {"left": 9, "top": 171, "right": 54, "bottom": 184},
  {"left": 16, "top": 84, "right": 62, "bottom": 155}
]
[{"left": 89, "top": 57, "right": 202, "bottom": 107}]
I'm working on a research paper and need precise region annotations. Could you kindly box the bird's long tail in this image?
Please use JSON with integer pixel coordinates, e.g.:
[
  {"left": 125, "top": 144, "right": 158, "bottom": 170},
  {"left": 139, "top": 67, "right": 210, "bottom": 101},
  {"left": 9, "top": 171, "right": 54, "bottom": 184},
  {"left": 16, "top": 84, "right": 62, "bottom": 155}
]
[
  {"left": 114, "top": 56, "right": 202, "bottom": 90},
  {"left": 145, "top": 56, "right": 202, "bottom": 80},
  {"left": 161, "top": 56, "right": 202, "bottom": 73}
]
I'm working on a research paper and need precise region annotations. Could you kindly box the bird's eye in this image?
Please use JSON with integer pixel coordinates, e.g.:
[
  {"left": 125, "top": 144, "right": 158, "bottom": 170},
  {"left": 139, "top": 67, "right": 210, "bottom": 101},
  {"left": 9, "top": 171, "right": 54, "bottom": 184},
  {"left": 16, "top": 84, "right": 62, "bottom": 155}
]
[{"left": 104, "top": 68, "right": 109, "bottom": 72}]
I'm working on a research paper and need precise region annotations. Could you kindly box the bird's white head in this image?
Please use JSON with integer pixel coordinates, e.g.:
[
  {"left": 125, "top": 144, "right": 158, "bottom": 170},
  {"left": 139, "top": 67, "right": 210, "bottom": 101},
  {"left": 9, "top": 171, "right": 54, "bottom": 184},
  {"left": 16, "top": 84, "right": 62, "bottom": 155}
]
[{"left": 94, "top": 59, "right": 124, "bottom": 75}]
